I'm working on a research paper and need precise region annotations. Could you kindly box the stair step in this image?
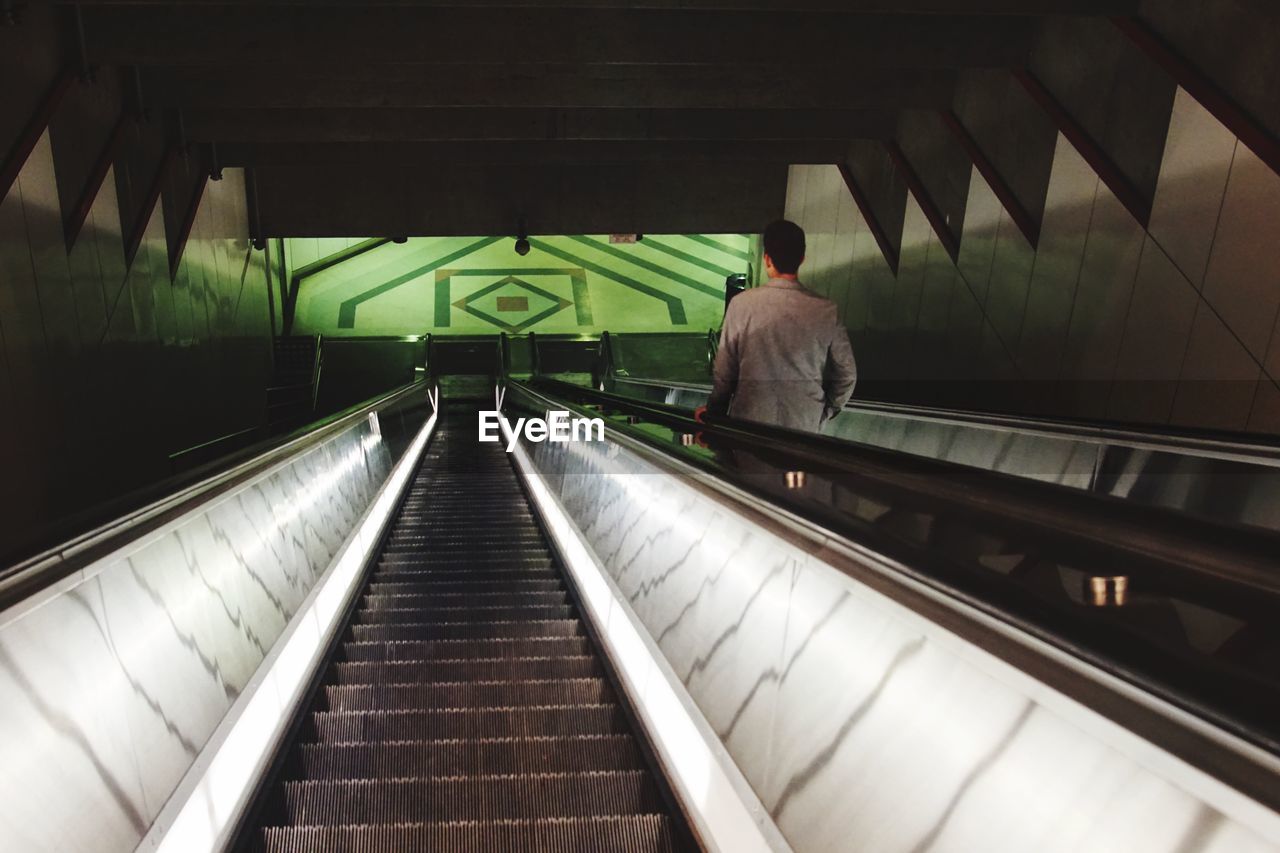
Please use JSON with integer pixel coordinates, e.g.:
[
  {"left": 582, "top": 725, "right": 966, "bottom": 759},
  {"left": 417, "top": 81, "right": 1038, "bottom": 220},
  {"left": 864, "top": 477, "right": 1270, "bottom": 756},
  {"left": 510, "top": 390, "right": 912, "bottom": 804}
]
[
  {"left": 310, "top": 705, "right": 629, "bottom": 741},
  {"left": 353, "top": 605, "right": 574, "bottom": 624},
  {"left": 258, "top": 814, "right": 675, "bottom": 852},
  {"left": 289, "top": 735, "right": 644, "bottom": 779},
  {"left": 329, "top": 656, "right": 601, "bottom": 684},
  {"left": 338, "top": 638, "right": 591, "bottom": 662},
  {"left": 381, "top": 544, "right": 550, "bottom": 555},
  {"left": 367, "top": 579, "right": 563, "bottom": 595},
  {"left": 278, "top": 770, "right": 663, "bottom": 823},
  {"left": 362, "top": 591, "right": 567, "bottom": 609},
  {"left": 387, "top": 528, "right": 543, "bottom": 540},
  {"left": 322, "top": 678, "right": 614, "bottom": 712},
  {"left": 376, "top": 556, "right": 555, "bottom": 569},
  {"left": 373, "top": 568, "right": 558, "bottom": 580},
  {"left": 349, "top": 620, "right": 583, "bottom": 642}
]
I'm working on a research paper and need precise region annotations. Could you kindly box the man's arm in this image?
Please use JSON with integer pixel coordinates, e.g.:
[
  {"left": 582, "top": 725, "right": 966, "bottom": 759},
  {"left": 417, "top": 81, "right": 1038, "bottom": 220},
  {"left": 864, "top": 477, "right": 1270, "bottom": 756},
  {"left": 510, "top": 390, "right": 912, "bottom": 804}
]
[
  {"left": 706, "top": 302, "right": 742, "bottom": 415},
  {"left": 822, "top": 319, "right": 857, "bottom": 419}
]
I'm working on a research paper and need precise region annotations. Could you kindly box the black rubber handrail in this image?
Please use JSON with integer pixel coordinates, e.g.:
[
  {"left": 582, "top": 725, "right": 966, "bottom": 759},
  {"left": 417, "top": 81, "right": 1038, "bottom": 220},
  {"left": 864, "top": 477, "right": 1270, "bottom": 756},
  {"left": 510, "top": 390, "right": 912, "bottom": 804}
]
[
  {"left": 0, "top": 380, "right": 434, "bottom": 613},
  {"left": 508, "top": 378, "right": 1280, "bottom": 811},
  {"left": 530, "top": 377, "right": 1280, "bottom": 597},
  {"left": 609, "top": 374, "right": 1280, "bottom": 462}
]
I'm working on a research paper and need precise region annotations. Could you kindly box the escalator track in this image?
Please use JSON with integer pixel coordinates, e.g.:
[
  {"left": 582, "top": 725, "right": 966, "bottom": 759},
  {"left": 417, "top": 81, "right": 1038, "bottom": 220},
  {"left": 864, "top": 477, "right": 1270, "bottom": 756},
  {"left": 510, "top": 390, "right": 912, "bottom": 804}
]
[{"left": 241, "top": 404, "right": 691, "bottom": 852}]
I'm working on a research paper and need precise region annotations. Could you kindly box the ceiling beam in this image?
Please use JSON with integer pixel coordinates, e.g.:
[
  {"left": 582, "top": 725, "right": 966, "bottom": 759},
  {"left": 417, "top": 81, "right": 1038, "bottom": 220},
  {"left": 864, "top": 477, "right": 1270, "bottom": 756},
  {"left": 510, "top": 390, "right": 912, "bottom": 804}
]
[
  {"left": 254, "top": 160, "right": 789, "bottom": 237},
  {"left": 144, "top": 65, "right": 956, "bottom": 111},
  {"left": 183, "top": 107, "right": 898, "bottom": 144},
  {"left": 81, "top": 8, "right": 1036, "bottom": 68},
  {"left": 218, "top": 140, "right": 856, "bottom": 166}
]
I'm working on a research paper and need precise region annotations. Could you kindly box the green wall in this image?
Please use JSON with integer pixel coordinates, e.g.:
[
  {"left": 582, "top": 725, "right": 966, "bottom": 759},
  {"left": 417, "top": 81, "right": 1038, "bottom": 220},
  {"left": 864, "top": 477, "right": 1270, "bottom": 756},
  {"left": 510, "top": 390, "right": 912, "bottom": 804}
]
[{"left": 289, "top": 234, "right": 752, "bottom": 336}]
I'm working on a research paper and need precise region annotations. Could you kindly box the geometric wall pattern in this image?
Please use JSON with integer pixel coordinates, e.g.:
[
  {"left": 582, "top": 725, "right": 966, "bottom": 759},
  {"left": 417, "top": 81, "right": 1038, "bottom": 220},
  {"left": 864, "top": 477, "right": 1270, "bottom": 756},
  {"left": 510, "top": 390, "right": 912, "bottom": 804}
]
[
  {"left": 290, "top": 233, "right": 752, "bottom": 337},
  {"left": 787, "top": 87, "right": 1280, "bottom": 436}
]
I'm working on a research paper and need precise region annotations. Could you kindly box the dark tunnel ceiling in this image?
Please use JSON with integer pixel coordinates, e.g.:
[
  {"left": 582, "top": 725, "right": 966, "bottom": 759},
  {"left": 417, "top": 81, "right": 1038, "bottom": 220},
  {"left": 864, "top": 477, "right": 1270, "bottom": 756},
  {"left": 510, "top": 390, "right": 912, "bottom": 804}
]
[{"left": 58, "top": 1, "right": 1147, "bottom": 236}]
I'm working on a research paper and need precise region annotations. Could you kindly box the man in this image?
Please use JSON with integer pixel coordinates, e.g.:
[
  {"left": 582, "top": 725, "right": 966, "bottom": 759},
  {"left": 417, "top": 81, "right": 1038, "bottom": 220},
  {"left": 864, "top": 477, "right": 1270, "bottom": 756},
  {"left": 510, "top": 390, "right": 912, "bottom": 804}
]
[{"left": 698, "top": 220, "right": 857, "bottom": 433}]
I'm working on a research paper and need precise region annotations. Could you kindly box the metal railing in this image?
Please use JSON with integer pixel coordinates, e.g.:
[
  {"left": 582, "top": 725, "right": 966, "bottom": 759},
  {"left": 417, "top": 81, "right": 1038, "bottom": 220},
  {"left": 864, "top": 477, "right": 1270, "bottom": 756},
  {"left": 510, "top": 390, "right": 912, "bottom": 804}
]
[
  {"left": 507, "top": 377, "right": 1280, "bottom": 810},
  {"left": 0, "top": 380, "right": 433, "bottom": 612}
]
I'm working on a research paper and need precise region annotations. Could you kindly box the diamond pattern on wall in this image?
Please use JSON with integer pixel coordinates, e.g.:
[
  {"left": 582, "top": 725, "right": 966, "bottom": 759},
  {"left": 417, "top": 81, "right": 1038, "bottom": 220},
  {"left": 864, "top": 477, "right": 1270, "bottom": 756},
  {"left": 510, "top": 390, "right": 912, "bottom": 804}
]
[{"left": 450, "top": 274, "right": 573, "bottom": 332}]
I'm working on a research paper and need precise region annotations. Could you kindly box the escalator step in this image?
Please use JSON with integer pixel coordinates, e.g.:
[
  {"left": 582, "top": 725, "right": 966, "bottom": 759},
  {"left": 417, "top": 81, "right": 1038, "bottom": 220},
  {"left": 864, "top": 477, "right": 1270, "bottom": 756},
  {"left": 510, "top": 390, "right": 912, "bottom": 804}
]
[
  {"left": 259, "top": 814, "right": 675, "bottom": 853},
  {"left": 353, "top": 605, "right": 574, "bottom": 624},
  {"left": 323, "top": 678, "right": 615, "bottom": 712},
  {"left": 311, "top": 705, "right": 629, "bottom": 741},
  {"left": 349, "top": 620, "right": 583, "bottom": 642},
  {"left": 371, "top": 569, "right": 559, "bottom": 582},
  {"left": 378, "top": 548, "right": 553, "bottom": 560},
  {"left": 330, "top": 656, "right": 601, "bottom": 684},
  {"left": 389, "top": 522, "right": 541, "bottom": 532},
  {"left": 367, "top": 579, "right": 563, "bottom": 594},
  {"left": 338, "top": 638, "right": 591, "bottom": 662},
  {"left": 376, "top": 555, "right": 554, "bottom": 568},
  {"left": 395, "top": 513, "right": 533, "bottom": 519},
  {"left": 291, "top": 734, "right": 645, "bottom": 779},
  {"left": 280, "top": 770, "right": 664, "bottom": 823},
  {"left": 361, "top": 592, "right": 567, "bottom": 609},
  {"left": 385, "top": 534, "right": 547, "bottom": 546}
]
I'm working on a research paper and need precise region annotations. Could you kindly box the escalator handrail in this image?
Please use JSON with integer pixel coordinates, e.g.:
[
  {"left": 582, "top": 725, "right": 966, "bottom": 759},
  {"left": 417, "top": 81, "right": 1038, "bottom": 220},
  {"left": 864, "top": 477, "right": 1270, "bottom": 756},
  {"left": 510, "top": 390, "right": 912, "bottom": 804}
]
[
  {"left": 507, "top": 378, "right": 1280, "bottom": 813},
  {"left": 0, "top": 379, "right": 434, "bottom": 614},
  {"left": 528, "top": 377, "right": 1280, "bottom": 600},
  {"left": 608, "top": 375, "right": 1280, "bottom": 466}
]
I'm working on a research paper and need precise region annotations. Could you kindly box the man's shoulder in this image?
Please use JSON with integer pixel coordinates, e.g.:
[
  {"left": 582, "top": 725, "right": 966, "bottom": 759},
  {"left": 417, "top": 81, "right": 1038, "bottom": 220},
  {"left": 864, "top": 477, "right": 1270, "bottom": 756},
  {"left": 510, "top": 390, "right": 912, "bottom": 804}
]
[{"left": 735, "top": 282, "right": 837, "bottom": 313}]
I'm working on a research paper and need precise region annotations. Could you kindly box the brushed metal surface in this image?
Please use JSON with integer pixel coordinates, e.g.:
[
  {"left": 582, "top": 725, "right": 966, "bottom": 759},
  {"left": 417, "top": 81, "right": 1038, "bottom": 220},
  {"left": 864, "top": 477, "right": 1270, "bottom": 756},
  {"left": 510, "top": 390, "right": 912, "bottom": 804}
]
[{"left": 522, "top": 416, "right": 1280, "bottom": 853}]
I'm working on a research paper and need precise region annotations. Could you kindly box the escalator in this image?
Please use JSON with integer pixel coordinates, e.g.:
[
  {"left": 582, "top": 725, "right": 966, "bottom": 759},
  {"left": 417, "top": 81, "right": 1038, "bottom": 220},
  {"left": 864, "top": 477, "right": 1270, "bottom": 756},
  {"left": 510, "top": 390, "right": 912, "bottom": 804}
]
[{"left": 239, "top": 404, "right": 692, "bottom": 852}]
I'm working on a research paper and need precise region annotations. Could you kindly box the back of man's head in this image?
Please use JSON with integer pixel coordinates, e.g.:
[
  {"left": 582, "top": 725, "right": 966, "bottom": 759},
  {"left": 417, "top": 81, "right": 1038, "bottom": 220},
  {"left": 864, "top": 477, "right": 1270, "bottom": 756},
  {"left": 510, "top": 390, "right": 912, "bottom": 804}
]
[{"left": 763, "top": 220, "right": 806, "bottom": 275}]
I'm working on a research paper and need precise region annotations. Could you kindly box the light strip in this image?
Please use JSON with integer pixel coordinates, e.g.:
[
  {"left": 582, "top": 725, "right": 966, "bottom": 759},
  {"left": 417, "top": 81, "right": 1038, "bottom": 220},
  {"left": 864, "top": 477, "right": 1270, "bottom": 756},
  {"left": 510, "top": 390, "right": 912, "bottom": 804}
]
[
  {"left": 504, "top": 426, "right": 789, "bottom": 853},
  {"left": 138, "top": 412, "right": 437, "bottom": 853}
]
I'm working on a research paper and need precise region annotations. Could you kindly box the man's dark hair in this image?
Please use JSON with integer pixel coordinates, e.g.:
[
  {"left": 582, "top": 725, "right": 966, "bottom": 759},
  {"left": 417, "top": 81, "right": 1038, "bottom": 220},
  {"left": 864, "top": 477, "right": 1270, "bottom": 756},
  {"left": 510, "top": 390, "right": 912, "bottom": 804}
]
[{"left": 763, "top": 220, "right": 806, "bottom": 275}]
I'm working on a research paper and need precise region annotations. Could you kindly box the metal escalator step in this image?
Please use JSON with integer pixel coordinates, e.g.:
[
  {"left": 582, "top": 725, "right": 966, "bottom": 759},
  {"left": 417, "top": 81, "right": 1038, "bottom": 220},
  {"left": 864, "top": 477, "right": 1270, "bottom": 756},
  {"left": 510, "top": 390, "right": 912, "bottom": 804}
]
[
  {"left": 363, "top": 573, "right": 558, "bottom": 589},
  {"left": 373, "top": 567, "right": 557, "bottom": 579},
  {"left": 361, "top": 592, "right": 567, "bottom": 609},
  {"left": 394, "top": 516, "right": 537, "bottom": 526},
  {"left": 378, "top": 548, "right": 553, "bottom": 560},
  {"left": 311, "top": 705, "right": 629, "bottom": 741},
  {"left": 353, "top": 605, "right": 574, "bottom": 624},
  {"left": 338, "top": 638, "right": 591, "bottom": 662},
  {"left": 386, "top": 530, "right": 543, "bottom": 541},
  {"left": 258, "top": 813, "right": 676, "bottom": 853},
  {"left": 367, "top": 579, "right": 563, "bottom": 594},
  {"left": 280, "top": 770, "right": 664, "bottom": 823},
  {"left": 386, "top": 532, "right": 545, "bottom": 543},
  {"left": 381, "top": 546, "right": 550, "bottom": 557},
  {"left": 350, "top": 620, "right": 583, "bottom": 642},
  {"left": 323, "top": 678, "right": 615, "bottom": 712},
  {"left": 375, "top": 556, "right": 555, "bottom": 570},
  {"left": 330, "top": 656, "right": 601, "bottom": 684},
  {"left": 291, "top": 734, "right": 645, "bottom": 779},
  {"left": 396, "top": 506, "right": 534, "bottom": 514},
  {"left": 394, "top": 499, "right": 524, "bottom": 504}
]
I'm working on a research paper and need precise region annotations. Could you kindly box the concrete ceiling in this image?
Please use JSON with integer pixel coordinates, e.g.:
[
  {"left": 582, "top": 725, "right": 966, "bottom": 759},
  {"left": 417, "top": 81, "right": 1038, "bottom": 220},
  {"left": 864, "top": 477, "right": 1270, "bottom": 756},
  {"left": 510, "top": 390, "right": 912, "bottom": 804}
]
[{"left": 54, "top": 1, "right": 1144, "bottom": 236}]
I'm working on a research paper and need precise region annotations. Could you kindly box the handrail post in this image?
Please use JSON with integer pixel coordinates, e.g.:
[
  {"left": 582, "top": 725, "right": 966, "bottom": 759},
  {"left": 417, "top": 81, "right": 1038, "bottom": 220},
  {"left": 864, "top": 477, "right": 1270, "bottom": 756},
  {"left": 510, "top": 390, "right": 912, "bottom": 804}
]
[{"left": 310, "top": 334, "right": 323, "bottom": 414}]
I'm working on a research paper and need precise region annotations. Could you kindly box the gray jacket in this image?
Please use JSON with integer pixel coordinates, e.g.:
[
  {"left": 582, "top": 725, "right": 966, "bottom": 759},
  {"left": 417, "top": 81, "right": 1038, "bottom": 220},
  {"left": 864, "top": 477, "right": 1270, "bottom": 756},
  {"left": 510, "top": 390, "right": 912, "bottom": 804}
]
[{"left": 707, "top": 277, "right": 857, "bottom": 432}]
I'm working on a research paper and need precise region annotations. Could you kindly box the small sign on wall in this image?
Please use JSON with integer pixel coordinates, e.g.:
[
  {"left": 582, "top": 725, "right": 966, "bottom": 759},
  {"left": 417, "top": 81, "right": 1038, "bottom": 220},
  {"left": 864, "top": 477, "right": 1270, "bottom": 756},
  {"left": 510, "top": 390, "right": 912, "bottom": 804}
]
[{"left": 609, "top": 234, "right": 641, "bottom": 244}]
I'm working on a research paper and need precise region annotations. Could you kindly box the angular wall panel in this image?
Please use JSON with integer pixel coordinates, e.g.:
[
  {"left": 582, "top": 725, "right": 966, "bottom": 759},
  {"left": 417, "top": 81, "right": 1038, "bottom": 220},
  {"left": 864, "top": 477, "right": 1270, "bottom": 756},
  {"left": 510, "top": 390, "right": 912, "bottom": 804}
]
[
  {"left": 1170, "top": 304, "right": 1261, "bottom": 431},
  {"left": 1148, "top": 87, "right": 1237, "bottom": 288},
  {"left": 1200, "top": 144, "right": 1280, "bottom": 363},
  {"left": 1108, "top": 238, "right": 1198, "bottom": 425}
]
